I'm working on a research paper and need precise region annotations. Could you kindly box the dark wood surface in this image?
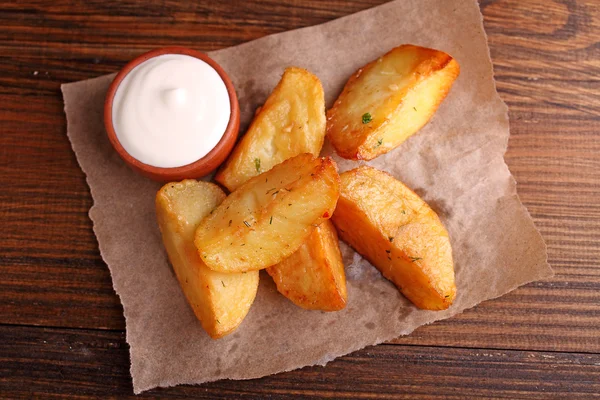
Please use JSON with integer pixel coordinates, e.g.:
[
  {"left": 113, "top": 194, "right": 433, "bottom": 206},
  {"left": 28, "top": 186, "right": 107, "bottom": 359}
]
[{"left": 1, "top": 0, "right": 599, "bottom": 398}]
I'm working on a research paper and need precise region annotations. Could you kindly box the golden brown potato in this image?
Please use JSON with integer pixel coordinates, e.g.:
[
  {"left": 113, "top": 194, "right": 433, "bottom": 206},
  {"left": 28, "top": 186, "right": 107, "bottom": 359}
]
[
  {"left": 327, "top": 44, "right": 460, "bottom": 161},
  {"left": 195, "top": 154, "right": 340, "bottom": 273},
  {"left": 267, "top": 220, "right": 347, "bottom": 311},
  {"left": 156, "top": 180, "right": 259, "bottom": 339},
  {"left": 331, "top": 166, "right": 455, "bottom": 310},
  {"left": 215, "top": 67, "right": 326, "bottom": 192}
]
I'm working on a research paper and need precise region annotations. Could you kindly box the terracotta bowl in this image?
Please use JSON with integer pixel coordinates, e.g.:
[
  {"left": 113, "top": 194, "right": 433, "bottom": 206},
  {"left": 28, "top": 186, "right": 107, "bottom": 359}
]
[{"left": 104, "top": 46, "right": 239, "bottom": 182}]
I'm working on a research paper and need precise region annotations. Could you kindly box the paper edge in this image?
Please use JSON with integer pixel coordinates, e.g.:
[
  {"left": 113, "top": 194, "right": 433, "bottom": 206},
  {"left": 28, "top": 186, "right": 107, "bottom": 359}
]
[
  {"left": 61, "top": 81, "right": 140, "bottom": 391},
  {"left": 471, "top": 0, "right": 553, "bottom": 276}
]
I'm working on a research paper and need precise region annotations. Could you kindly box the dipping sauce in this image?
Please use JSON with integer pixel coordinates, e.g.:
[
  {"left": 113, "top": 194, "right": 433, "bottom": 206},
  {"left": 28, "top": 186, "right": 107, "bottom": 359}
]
[{"left": 112, "top": 54, "right": 231, "bottom": 168}]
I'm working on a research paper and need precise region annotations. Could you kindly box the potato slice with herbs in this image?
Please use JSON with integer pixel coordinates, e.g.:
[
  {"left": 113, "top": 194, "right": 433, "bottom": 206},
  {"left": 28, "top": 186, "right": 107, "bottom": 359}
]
[
  {"left": 331, "top": 166, "right": 455, "bottom": 310},
  {"left": 267, "top": 220, "right": 347, "bottom": 311},
  {"left": 156, "top": 180, "right": 259, "bottom": 339},
  {"left": 215, "top": 67, "right": 326, "bottom": 192},
  {"left": 327, "top": 44, "right": 460, "bottom": 160},
  {"left": 195, "top": 154, "right": 340, "bottom": 273}
]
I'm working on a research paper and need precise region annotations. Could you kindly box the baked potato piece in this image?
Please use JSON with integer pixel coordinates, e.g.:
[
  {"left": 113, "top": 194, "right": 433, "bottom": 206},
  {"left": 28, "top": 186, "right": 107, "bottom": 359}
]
[
  {"left": 331, "top": 166, "right": 455, "bottom": 310},
  {"left": 267, "top": 220, "right": 347, "bottom": 311},
  {"left": 215, "top": 67, "right": 326, "bottom": 191},
  {"left": 327, "top": 44, "right": 460, "bottom": 160},
  {"left": 156, "top": 180, "right": 259, "bottom": 339},
  {"left": 195, "top": 153, "right": 340, "bottom": 273}
]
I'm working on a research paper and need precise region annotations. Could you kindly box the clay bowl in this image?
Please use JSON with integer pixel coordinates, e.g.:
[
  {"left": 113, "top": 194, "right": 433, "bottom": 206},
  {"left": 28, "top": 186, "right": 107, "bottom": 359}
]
[{"left": 104, "top": 46, "right": 239, "bottom": 182}]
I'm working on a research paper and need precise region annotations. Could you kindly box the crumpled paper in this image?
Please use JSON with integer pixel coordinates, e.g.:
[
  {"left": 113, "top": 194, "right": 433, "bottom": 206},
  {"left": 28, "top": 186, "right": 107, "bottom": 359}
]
[{"left": 61, "top": 0, "right": 552, "bottom": 393}]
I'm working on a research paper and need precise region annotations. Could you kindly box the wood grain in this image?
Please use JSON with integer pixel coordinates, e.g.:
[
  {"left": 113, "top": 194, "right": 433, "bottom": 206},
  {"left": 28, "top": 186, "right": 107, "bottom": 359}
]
[
  {"left": 2, "top": 326, "right": 599, "bottom": 399},
  {"left": 1, "top": 0, "right": 599, "bottom": 397}
]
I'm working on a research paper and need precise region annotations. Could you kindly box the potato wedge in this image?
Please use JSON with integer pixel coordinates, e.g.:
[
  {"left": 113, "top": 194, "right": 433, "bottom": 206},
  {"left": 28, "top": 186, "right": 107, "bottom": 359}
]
[
  {"left": 195, "top": 153, "right": 340, "bottom": 273},
  {"left": 331, "top": 166, "right": 455, "bottom": 310},
  {"left": 156, "top": 180, "right": 259, "bottom": 339},
  {"left": 215, "top": 67, "right": 326, "bottom": 191},
  {"left": 267, "top": 220, "right": 347, "bottom": 311},
  {"left": 327, "top": 44, "right": 460, "bottom": 160}
]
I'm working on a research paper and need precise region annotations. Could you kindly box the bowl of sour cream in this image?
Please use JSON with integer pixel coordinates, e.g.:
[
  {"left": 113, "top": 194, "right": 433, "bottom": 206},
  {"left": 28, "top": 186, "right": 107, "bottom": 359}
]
[{"left": 104, "top": 46, "right": 239, "bottom": 181}]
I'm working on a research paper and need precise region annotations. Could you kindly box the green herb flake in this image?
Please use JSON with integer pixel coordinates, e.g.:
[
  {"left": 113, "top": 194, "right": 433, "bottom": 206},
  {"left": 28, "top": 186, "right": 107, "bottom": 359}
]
[
  {"left": 413, "top": 107, "right": 417, "bottom": 112},
  {"left": 388, "top": 236, "right": 394, "bottom": 242},
  {"left": 228, "top": 219, "right": 232, "bottom": 226},
  {"left": 362, "top": 112, "right": 373, "bottom": 124},
  {"left": 254, "top": 158, "right": 261, "bottom": 173},
  {"left": 401, "top": 210, "right": 406, "bottom": 214},
  {"left": 269, "top": 216, "right": 273, "bottom": 225},
  {"left": 243, "top": 220, "right": 251, "bottom": 227},
  {"left": 410, "top": 256, "right": 422, "bottom": 262},
  {"left": 216, "top": 319, "right": 221, "bottom": 324},
  {"left": 374, "top": 138, "right": 383, "bottom": 148},
  {"left": 221, "top": 280, "right": 225, "bottom": 287}
]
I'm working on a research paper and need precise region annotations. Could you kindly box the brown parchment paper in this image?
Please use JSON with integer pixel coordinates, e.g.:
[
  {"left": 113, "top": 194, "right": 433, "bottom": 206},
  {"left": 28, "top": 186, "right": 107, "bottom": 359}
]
[{"left": 61, "top": 0, "right": 552, "bottom": 393}]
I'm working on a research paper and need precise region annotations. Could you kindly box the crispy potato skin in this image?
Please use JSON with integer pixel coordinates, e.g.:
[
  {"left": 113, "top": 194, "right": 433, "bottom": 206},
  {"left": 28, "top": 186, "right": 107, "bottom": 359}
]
[
  {"left": 156, "top": 180, "right": 259, "bottom": 339},
  {"left": 267, "top": 220, "right": 347, "bottom": 311},
  {"left": 195, "top": 154, "right": 340, "bottom": 273},
  {"left": 215, "top": 67, "right": 326, "bottom": 192},
  {"left": 327, "top": 44, "right": 460, "bottom": 160},
  {"left": 331, "top": 166, "right": 455, "bottom": 310}
]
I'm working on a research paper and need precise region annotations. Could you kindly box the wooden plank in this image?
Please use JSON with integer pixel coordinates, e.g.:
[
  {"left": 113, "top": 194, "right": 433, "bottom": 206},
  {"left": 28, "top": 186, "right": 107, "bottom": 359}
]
[
  {"left": 1, "top": 325, "right": 599, "bottom": 399},
  {"left": 0, "top": 0, "right": 598, "bottom": 358}
]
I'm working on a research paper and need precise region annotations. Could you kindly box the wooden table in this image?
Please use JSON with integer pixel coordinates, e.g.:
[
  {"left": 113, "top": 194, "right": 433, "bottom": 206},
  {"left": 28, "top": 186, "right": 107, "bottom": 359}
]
[{"left": 1, "top": 0, "right": 599, "bottom": 398}]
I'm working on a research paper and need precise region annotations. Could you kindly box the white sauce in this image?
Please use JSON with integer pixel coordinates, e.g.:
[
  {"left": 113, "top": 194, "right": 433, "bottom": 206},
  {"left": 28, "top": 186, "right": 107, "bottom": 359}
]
[{"left": 112, "top": 54, "right": 231, "bottom": 168}]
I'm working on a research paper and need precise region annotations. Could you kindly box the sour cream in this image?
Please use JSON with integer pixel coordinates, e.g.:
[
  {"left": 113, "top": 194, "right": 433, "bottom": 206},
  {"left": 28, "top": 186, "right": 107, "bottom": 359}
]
[{"left": 112, "top": 54, "right": 231, "bottom": 168}]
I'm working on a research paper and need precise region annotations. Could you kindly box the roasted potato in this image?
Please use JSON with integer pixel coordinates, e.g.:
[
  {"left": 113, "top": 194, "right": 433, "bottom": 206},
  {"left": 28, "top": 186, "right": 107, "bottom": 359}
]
[
  {"left": 156, "top": 180, "right": 259, "bottom": 339},
  {"left": 331, "top": 166, "right": 455, "bottom": 310},
  {"left": 267, "top": 220, "right": 347, "bottom": 311},
  {"left": 195, "top": 154, "right": 340, "bottom": 273},
  {"left": 327, "top": 44, "right": 460, "bottom": 160},
  {"left": 215, "top": 67, "right": 326, "bottom": 191}
]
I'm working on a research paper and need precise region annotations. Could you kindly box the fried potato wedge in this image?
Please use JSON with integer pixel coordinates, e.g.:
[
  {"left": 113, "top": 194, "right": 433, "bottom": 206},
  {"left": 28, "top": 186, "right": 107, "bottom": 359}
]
[
  {"left": 327, "top": 44, "right": 460, "bottom": 161},
  {"left": 195, "top": 154, "right": 340, "bottom": 273},
  {"left": 156, "top": 180, "right": 259, "bottom": 339},
  {"left": 267, "top": 220, "right": 347, "bottom": 311},
  {"left": 331, "top": 166, "right": 455, "bottom": 310},
  {"left": 215, "top": 67, "right": 326, "bottom": 191}
]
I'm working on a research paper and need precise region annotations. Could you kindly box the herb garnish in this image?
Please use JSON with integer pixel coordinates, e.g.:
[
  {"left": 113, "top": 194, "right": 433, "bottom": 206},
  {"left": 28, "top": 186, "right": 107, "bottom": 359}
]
[
  {"left": 269, "top": 216, "right": 273, "bottom": 224},
  {"left": 374, "top": 138, "right": 383, "bottom": 148},
  {"left": 410, "top": 257, "right": 422, "bottom": 262},
  {"left": 243, "top": 220, "right": 251, "bottom": 227},
  {"left": 388, "top": 236, "right": 394, "bottom": 242},
  {"left": 254, "top": 158, "right": 261, "bottom": 173},
  {"left": 362, "top": 112, "right": 373, "bottom": 124},
  {"left": 221, "top": 280, "right": 225, "bottom": 287}
]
